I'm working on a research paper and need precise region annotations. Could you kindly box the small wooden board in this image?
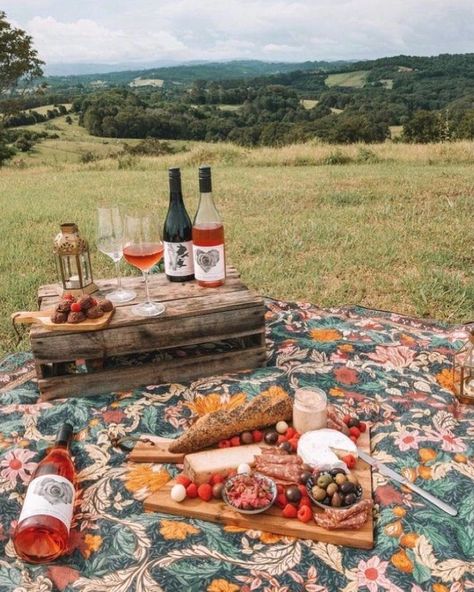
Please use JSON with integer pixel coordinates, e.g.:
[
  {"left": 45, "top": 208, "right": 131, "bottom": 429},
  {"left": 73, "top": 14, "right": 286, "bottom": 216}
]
[
  {"left": 143, "top": 431, "right": 374, "bottom": 549},
  {"left": 12, "top": 309, "right": 114, "bottom": 332},
  {"left": 128, "top": 435, "right": 185, "bottom": 463}
]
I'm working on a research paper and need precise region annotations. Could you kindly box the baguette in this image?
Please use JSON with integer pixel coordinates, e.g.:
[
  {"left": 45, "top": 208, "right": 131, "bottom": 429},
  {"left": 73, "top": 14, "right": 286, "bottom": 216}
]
[{"left": 168, "top": 386, "right": 293, "bottom": 454}]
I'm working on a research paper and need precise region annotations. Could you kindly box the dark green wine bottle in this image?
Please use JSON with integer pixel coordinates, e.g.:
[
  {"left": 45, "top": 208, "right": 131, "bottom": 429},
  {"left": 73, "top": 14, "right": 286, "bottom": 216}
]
[{"left": 163, "top": 168, "right": 194, "bottom": 282}]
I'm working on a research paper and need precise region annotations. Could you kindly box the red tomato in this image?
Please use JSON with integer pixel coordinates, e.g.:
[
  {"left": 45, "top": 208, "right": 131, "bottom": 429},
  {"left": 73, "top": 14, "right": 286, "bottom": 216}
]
[
  {"left": 252, "top": 430, "right": 263, "bottom": 442},
  {"left": 186, "top": 483, "right": 198, "bottom": 498},
  {"left": 197, "top": 483, "right": 213, "bottom": 502},
  {"left": 175, "top": 474, "right": 191, "bottom": 487}
]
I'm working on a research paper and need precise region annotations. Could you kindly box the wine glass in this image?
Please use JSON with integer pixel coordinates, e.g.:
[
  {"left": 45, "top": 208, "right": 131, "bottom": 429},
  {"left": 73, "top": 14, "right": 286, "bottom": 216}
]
[
  {"left": 97, "top": 206, "right": 136, "bottom": 303},
  {"left": 123, "top": 212, "right": 165, "bottom": 317}
]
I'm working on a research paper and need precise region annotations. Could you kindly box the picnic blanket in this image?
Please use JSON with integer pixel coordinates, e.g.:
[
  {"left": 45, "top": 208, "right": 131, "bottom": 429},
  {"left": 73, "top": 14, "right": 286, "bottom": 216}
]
[{"left": 0, "top": 300, "right": 472, "bottom": 592}]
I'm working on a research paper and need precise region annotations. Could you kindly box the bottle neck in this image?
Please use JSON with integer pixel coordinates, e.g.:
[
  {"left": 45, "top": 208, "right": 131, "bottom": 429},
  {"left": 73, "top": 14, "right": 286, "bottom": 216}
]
[
  {"left": 169, "top": 190, "right": 184, "bottom": 206},
  {"left": 195, "top": 192, "right": 221, "bottom": 226}
]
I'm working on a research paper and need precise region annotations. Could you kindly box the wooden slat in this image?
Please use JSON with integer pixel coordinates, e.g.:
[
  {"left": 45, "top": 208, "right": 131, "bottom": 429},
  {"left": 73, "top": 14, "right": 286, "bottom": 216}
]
[
  {"left": 144, "top": 431, "right": 373, "bottom": 550},
  {"left": 32, "top": 288, "right": 263, "bottom": 339},
  {"left": 38, "top": 345, "right": 267, "bottom": 400}
]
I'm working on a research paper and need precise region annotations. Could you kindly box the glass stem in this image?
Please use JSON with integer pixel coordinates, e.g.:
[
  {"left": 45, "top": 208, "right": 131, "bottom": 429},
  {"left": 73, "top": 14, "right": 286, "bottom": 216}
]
[
  {"left": 115, "top": 260, "right": 122, "bottom": 290},
  {"left": 143, "top": 271, "right": 151, "bottom": 305}
]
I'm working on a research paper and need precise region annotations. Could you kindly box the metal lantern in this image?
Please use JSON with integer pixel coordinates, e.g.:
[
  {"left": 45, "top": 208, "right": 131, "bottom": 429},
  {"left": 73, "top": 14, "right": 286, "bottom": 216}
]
[
  {"left": 53, "top": 223, "right": 97, "bottom": 296},
  {"left": 453, "top": 327, "right": 474, "bottom": 405}
]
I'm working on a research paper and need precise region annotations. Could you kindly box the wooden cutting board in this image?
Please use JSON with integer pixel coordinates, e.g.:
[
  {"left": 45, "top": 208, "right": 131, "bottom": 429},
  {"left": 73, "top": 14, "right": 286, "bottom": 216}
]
[
  {"left": 12, "top": 309, "right": 114, "bottom": 332},
  {"left": 143, "top": 430, "right": 374, "bottom": 549}
]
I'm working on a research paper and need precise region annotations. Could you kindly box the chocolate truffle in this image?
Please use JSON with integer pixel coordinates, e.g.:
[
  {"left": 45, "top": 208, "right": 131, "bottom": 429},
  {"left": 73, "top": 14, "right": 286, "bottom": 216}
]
[
  {"left": 67, "top": 311, "right": 86, "bottom": 324},
  {"left": 50, "top": 311, "right": 68, "bottom": 324},
  {"left": 56, "top": 299, "right": 72, "bottom": 313},
  {"left": 98, "top": 299, "right": 114, "bottom": 312},
  {"left": 87, "top": 305, "right": 104, "bottom": 319},
  {"left": 77, "top": 295, "right": 94, "bottom": 310}
]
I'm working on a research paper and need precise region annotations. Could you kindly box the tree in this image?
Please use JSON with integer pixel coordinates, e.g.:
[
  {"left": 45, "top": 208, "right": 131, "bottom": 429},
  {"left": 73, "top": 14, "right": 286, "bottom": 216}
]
[
  {"left": 402, "top": 110, "right": 443, "bottom": 143},
  {"left": 0, "top": 12, "right": 44, "bottom": 97}
]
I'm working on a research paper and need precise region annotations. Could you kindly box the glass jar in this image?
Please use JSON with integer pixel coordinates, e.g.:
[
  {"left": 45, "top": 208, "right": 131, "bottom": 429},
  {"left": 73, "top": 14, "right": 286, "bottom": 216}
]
[{"left": 292, "top": 387, "right": 327, "bottom": 434}]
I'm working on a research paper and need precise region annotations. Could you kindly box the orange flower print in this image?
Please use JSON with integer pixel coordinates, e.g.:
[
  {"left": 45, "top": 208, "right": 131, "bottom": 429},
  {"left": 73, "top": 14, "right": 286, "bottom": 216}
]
[
  {"left": 418, "top": 465, "right": 432, "bottom": 480},
  {"left": 419, "top": 448, "right": 437, "bottom": 463},
  {"left": 391, "top": 549, "right": 414, "bottom": 573},
  {"left": 159, "top": 520, "right": 199, "bottom": 540},
  {"left": 334, "top": 367, "right": 359, "bottom": 385},
  {"left": 185, "top": 392, "right": 246, "bottom": 416},
  {"left": 400, "top": 532, "right": 419, "bottom": 548},
  {"left": 384, "top": 521, "right": 403, "bottom": 538},
  {"left": 339, "top": 344, "right": 354, "bottom": 353},
  {"left": 82, "top": 534, "right": 103, "bottom": 559},
  {"left": 454, "top": 453, "right": 468, "bottom": 463},
  {"left": 436, "top": 368, "right": 455, "bottom": 391},
  {"left": 432, "top": 584, "right": 450, "bottom": 592},
  {"left": 310, "top": 328, "right": 342, "bottom": 342},
  {"left": 259, "top": 532, "right": 282, "bottom": 544},
  {"left": 207, "top": 580, "right": 240, "bottom": 592},
  {"left": 329, "top": 387, "right": 346, "bottom": 398},
  {"left": 392, "top": 506, "right": 407, "bottom": 518},
  {"left": 124, "top": 464, "right": 170, "bottom": 497}
]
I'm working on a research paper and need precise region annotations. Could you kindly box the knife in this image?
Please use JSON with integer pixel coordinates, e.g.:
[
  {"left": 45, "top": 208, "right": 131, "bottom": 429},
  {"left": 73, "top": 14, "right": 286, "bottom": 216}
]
[{"left": 358, "top": 449, "right": 458, "bottom": 517}]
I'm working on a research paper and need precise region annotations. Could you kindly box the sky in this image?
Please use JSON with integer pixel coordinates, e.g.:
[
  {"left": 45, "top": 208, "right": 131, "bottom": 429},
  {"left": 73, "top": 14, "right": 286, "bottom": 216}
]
[{"left": 2, "top": 0, "right": 474, "bottom": 66}]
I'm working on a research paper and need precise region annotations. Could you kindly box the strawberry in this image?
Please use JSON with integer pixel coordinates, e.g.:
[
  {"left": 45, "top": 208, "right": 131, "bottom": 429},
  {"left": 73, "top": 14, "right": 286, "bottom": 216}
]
[
  {"left": 230, "top": 435, "right": 241, "bottom": 447},
  {"left": 251, "top": 429, "right": 263, "bottom": 443},
  {"left": 349, "top": 435, "right": 358, "bottom": 443},
  {"left": 297, "top": 504, "right": 312, "bottom": 523},
  {"left": 298, "top": 497, "right": 311, "bottom": 509},
  {"left": 285, "top": 427, "right": 296, "bottom": 439},
  {"left": 197, "top": 483, "right": 213, "bottom": 502},
  {"left": 343, "top": 414, "right": 351, "bottom": 425},
  {"left": 288, "top": 437, "right": 299, "bottom": 452},
  {"left": 277, "top": 434, "right": 288, "bottom": 444},
  {"left": 175, "top": 474, "right": 191, "bottom": 487},
  {"left": 282, "top": 503, "right": 298, "bottom": 519},
  {"left": 218, "top": 439, "right": 231, "bottom": 448},
  {"left": 276, "top": 484, "right": 285, "bottom": 495},
  {"left": 276, "top": 493, "right": 288, "bottom": 509},
  {"left": 349, "top": 426, "right": 361, "bottom": 439},
  {"left": 359, "top": 422, "right": 367, "bottom": 433},
  {"left": 70, "top": 302, "right": 82, "bottom": 312},
  {"left": 343, "top": 454, "right": 357, "bottom": 469},
  {"left": 186, "top": 483, "right": 198, "bottom": 498},
  {"left": 298, "top": 484, "right": 309, "bottom": 498},
  {"left": 210, "top": 473, "right": 224, "bottom": 485},
  {"left": 63, "top": 293, "right": 75, "bottom": 301}
]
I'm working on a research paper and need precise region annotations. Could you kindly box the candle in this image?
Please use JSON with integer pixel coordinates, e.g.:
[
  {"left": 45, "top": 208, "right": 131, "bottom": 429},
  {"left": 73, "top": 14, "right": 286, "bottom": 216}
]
[{"left": 292, "top": 387, "right": 327, "bottom": 434}]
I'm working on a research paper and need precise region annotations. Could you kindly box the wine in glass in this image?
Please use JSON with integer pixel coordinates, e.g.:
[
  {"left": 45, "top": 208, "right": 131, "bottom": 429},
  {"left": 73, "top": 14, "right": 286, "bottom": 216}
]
[
  {"left": 97, "top": 206, "right": 136, "bottom": 303},
  {"left": 123, "top": 212, "right": 165, "bottom": 317}
]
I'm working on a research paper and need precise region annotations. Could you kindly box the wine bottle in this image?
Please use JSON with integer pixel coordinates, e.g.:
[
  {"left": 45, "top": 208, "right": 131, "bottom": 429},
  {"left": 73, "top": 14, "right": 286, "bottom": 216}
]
[
  {"left": 192, "top": 166, "right": 226, "bottom": 287},
  {"left": 13, "top": 424, "right": 75, "bottom": 564},
  {"left": 163, "top": 167, "right": 194, "bottom": 282}
]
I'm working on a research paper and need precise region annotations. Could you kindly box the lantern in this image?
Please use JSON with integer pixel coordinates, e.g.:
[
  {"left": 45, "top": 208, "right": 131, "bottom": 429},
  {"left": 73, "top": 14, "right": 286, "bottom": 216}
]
[
  {"left": 53, "top": 223, "right": 97, "bottom": 296},
  {"left": 453, "top": 327, "right": 474, "bottom": 405}
]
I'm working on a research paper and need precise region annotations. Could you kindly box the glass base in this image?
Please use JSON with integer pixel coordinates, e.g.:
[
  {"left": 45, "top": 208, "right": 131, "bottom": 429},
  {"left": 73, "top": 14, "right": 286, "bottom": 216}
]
[
  {"left": 107, "top": 288, "right": 137, "bottom": 304},
  {"left": 131, "top": 301, "right": 165, "bottom": 317}
]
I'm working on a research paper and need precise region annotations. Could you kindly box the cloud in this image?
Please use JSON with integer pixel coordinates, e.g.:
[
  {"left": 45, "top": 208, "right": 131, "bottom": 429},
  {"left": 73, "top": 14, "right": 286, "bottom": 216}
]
[{"left": 13, "top": 0, "right": 474, "bottom": 65}]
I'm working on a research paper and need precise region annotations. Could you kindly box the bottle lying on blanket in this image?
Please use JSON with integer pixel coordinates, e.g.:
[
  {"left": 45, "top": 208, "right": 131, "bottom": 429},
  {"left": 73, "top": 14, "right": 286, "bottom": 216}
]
[{"left": 13, "top": 424, "right": 76, "bottom": 563}]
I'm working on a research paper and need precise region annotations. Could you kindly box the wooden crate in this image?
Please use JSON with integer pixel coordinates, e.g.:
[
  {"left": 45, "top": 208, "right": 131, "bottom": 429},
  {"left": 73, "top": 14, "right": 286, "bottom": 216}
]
[{"left": 30, "top": 267, "right": 267, "bottom": 400}]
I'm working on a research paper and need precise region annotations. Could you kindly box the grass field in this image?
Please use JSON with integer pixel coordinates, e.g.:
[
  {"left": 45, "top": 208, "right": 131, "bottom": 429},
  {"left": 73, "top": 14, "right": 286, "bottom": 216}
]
[
  {"left": 325, "top": 71, "right": 369, "bottom": 88},
  {"left": 1, "top": 139, "right": 473, "bottom": 356}
]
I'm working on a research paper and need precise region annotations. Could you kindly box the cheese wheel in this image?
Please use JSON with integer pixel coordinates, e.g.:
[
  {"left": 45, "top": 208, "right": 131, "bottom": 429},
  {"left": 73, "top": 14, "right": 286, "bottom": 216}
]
[{"left": 297, "top": 429, "right": 357, "bottom": 471}]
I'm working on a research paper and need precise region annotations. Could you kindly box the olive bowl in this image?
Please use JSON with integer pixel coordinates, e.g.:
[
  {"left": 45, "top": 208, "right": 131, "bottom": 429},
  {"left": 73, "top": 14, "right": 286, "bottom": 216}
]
[{"left": 306, "top": 470, "right": 362, "bottom": 511}]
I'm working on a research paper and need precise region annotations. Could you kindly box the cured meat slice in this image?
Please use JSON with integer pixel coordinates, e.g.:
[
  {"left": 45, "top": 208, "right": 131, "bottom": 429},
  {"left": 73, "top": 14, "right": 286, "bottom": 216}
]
[
  {"left": 325, "top": 499, "right": 373, "bottom": 523},
  {"left": 313, "top": 499, "right": 373, "bottom": 530},
  {"left": 255, "top": 454, "right": 302, "bottom": 465},
  {"left": 254, "top": 462, "right": 301, "bottom": 483}
]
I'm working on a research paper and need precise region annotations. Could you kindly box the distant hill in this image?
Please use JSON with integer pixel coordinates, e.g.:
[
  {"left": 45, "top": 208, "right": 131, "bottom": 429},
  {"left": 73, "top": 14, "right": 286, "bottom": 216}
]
[{"left": 44, "top": 59, "right": 351, "bottom": 87}]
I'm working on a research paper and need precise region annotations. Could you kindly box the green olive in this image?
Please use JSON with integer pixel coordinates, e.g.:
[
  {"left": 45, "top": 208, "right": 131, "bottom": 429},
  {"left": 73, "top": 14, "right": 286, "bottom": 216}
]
[
  {"left": 335, "top": 473, "right": 347, "bottom": 485},
  {"left": 311, "top": 486, "right": 327, "bottom": 501},
  {"left": 317, "top": 474, "right": 333, "bottom": 489},
  {"left": 326, "top": 483, "right": 338, "bottom": 496}
]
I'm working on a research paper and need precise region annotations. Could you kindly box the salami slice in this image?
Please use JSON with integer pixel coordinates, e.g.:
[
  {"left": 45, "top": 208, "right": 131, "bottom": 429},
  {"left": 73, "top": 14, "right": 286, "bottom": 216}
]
[
  {"left": 255, "top": 462, "right": 301, "bottom": 483},
  {"left": 255, "top": 454, "right": 302, "bottom": 465},
  {"left": 325, "top": 499, "right": 373, "bottom": 523}
]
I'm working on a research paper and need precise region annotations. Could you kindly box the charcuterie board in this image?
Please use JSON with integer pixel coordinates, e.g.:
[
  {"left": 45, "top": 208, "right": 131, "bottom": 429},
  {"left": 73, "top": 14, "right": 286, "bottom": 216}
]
[
  {"left": 12, "top": 309, "right": 114, "bottom": 332},
  {"left": 143, "top": 430, "right": 374, "bottom": 550}
]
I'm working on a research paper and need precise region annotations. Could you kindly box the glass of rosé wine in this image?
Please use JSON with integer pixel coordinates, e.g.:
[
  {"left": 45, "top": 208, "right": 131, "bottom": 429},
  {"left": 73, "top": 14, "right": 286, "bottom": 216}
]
[{"left": 123, "top": 212, "right": 165, "bottom": 317}]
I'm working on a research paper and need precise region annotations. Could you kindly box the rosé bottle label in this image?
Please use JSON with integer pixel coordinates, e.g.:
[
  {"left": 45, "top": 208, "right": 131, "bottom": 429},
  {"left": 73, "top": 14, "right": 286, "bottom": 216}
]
[
  {"left": 18, "top": 475, "right": 74, "bottom": 531},
  {"left": 164, "top": 240, "right": 194, "bottom": 276},
  {"left": 193, "top": 244, "right": 225, "bottom": 281}
]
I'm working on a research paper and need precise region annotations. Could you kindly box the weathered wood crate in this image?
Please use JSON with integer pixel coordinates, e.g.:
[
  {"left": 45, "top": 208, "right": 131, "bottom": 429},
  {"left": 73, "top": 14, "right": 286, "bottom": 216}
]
[{"left": 30, "top": 267, "right": 267, "bottom": 400}]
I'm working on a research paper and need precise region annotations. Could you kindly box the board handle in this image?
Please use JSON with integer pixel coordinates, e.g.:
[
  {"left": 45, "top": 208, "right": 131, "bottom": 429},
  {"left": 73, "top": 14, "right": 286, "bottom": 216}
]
[{"left": 11, "top": 310, "right": 48, "bottom": 325}]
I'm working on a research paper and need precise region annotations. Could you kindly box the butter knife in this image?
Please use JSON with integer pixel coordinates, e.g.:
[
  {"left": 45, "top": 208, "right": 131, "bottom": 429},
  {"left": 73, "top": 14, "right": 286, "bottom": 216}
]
[{"left": 358, "top": 449, "right": 458, "bottom": 516}]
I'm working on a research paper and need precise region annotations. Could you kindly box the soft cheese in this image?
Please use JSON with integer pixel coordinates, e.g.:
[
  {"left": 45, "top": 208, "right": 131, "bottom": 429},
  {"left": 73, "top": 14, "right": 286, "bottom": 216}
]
[
  {"left": 297, "top": 429, "right": 357, "bottom": 471},
  {"left": 183, "top": 444, "right": 261, "bottom": 484}
]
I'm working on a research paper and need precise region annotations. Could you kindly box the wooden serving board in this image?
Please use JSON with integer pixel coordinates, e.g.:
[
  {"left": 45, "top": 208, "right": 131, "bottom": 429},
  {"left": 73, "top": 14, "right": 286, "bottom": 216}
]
[
  {"left": 128, "top": 435, "right": 186, "bottom": 463},
  {"left": 143, "top": 430, "right": 374, "bottom": 550},
  {"left": 12, "top": 309, "right": 114, "bottom": 332}
]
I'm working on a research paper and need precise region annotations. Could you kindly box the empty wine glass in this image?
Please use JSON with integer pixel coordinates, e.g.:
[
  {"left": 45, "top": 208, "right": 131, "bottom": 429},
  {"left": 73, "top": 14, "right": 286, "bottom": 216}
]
[
  {"left": 97, "top": 206, "right": 136, "bottom": 303},
  {"left": 123, "top": 211, "right": 165, "bottom": 317}
]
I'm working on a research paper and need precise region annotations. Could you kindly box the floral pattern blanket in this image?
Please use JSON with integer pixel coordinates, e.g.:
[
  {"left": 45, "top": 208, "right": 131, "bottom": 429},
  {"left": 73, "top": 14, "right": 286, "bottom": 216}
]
[{"left": 0, "top": 300, "right": 472, "bottom": 592}]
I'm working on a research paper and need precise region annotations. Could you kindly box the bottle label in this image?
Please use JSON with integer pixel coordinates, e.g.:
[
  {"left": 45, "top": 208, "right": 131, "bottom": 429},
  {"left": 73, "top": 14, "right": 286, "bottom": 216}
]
[
  {"left": 193, "top": 244, "right": 225, "bottom": 282},
  {"left": 18, "top": 475, "right": 74, "bottom": 531},
  {"left": 164, "top": 241, "right": 194, "bottom": 277}
]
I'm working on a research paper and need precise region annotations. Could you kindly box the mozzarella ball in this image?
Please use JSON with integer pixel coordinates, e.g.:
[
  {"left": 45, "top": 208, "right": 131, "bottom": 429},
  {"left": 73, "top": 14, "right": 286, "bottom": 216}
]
[
  {"left": 276, "top": 421, "right": 289, "bottom": 434},
  {"left": 170, "top": 483, "right": 187, "bottom": 502},
  {"left": 237, "top": 463, "right": 251, "bottom": 474}
]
